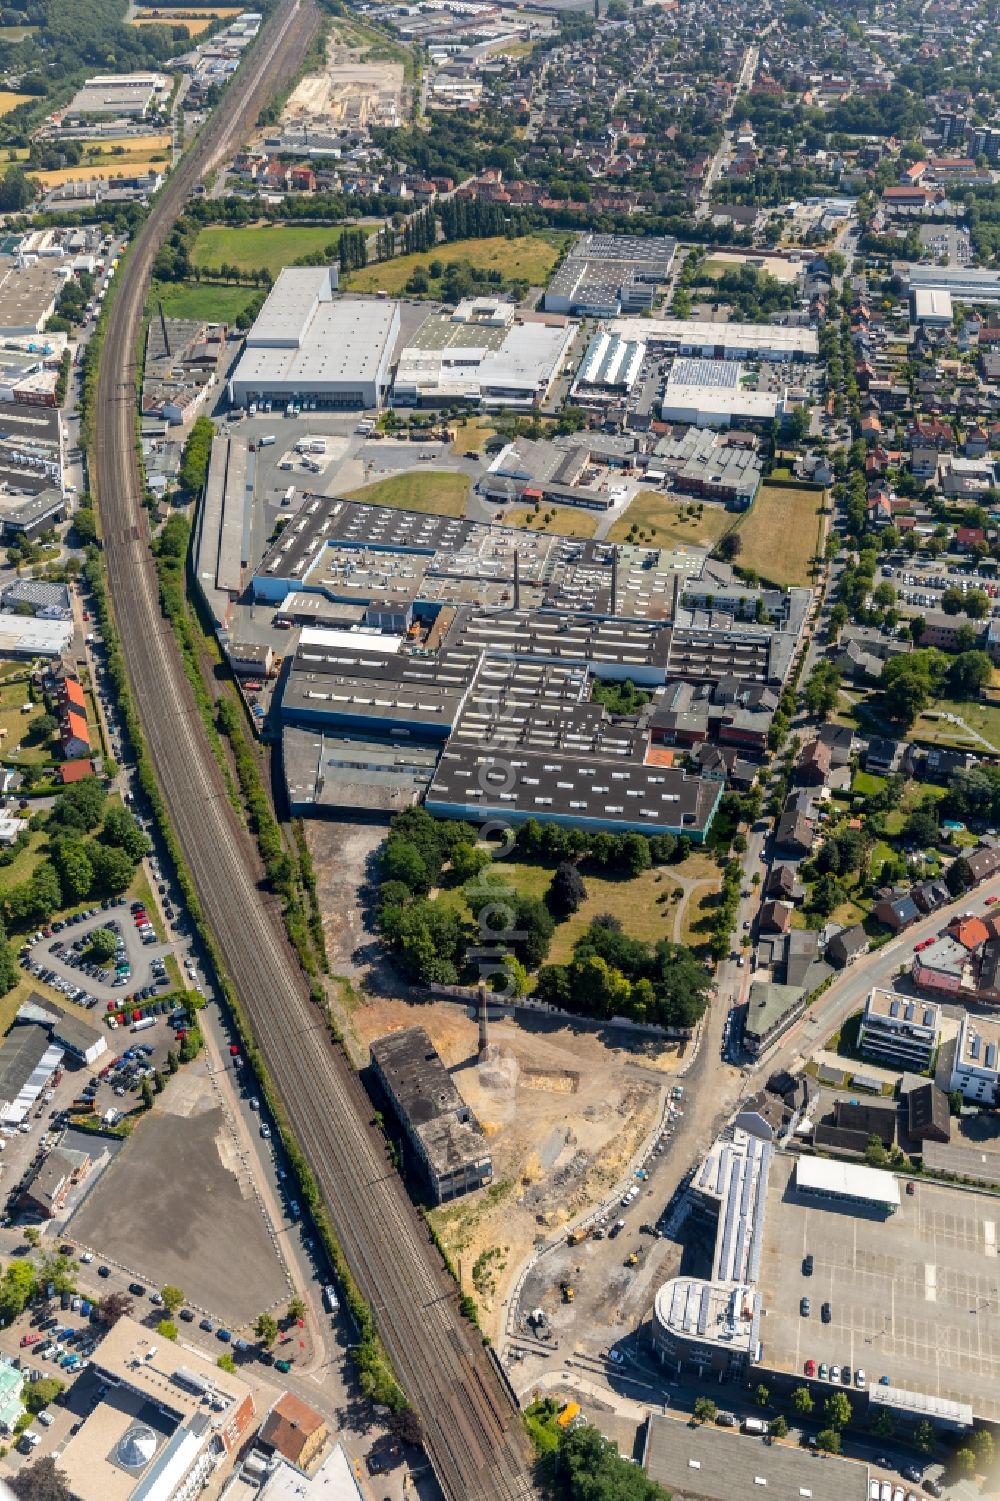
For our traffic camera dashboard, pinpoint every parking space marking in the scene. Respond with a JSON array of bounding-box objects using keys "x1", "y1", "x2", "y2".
[
  {"x1": 924, "y1": 1263, "x2": 937, "y2": 1303},
  {"x1": 985, "y1": 1221, "x2": 996, "y2": 1258}
]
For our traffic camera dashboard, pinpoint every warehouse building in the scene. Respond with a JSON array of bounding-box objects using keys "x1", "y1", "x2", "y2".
[
  {"x1": 67, "y1": 71, "x2": 169, "y2": 118},
  {"x1": 654, "y1": 427, "x2": 762, "y2": 509},
  {"x1": 370, "y1": 1026, "x2": 492, "y2": 1203},
  {"x1": 571, "y1": 329, "x2": 646, "y2": 400},
  {"x1": 900, "y1": 264, "x2": 1000, "y2": 305},
  {"x1": 611, "y1": 316, "x2": 818, "y2": 361},
  {"x1": 229, "y1": 269, "x2": 399, "y2": 410},
  {"x1": 0, "y1": 1020, "x2": 63, "y2": 1126},
  {"x1": 0, "y1": 258, "x2": 67, "y2": 336},
  {"x1": 642, "y1": 1412, "x2": 870, "y2": 1501},
  {"x1": 393, "y1": 302, "x2": 575, "y2": 409},
  {"x1": 661, "y1": 360, "x2": 783, "y2": 428},
  {"x1": 543, "y1": 232, "x2": 676, "y2": 316},
  {"x1": 911, "y1": 287, "x2": 953, "y2": 326}
]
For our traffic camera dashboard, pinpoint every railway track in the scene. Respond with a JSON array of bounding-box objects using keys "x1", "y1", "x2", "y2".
[{"x1": 90, "y1": 4, "x2": 539, "y2": 1497}]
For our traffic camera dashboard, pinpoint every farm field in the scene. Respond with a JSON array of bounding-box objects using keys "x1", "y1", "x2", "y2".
[
  {"x1": 503, "y1": 504, "x2": 598, "y2": 538},
  {"x1": 190, "y1": 222, "x2": 369, "y2": 278},
  {"x1": 149, "y1": 279, "x2": 261, "y2": 323},
  {"x1": 344, "y1": 470, "x2": 470, "y2": 516},
  {"x1": 607, "y1": 490, "x2": 733, "y2": 549},
  {"x1": 131, "y1": 11, "x2": 232, "y2": 31},
  {"x1": 0, "y1": 92, "x2": 32, "y2": 115},
  {"x1": 735, "y1": 482, "x2": 824, "y2": 588},
  {"x1": 344, "y1": 234, "x2": 565, "y2": 296}
]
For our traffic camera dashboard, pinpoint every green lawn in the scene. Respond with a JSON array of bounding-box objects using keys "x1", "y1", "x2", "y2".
[
  {"x1": 607, "y1": 492, "x2": 734, "y2": 549},
  {"x1": 150, "y1": 279, "x2": 262, "y2": 323},
  {"x1": 344, "y1": 470, "x2": 470, "y2": 517},
  {"x1": 0, "y1": 826, "x2": 44, "y2": 889},
  {"x1": 735, "y1": 483, "x2": 825, "y2": 588},
  {"x1": 344, "y1": 234, "x2": 566, "y2": 297},
  {"x1": 914, "y1": 699, "x2": 1000, "y2": 753},
  {"x1": 504, "y1": 504, "x2": 598, "y2": 538},
  {"x1": 191, "y1": 222, "x2": 368, "y2": 278},
  {"x1": 851, "y1": 770, "x2": 886, "y2": 797},
  {"x1": 434, "y1": 854, "x2": 721, "y2": 968},
  {"x1": 0, "y1": 682, "x2": 56, "y2": 767}
]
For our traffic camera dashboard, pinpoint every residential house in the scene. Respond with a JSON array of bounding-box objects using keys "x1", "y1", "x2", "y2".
[
  {"x1": 258, "y1": 1392, "x2": 328, "y2": 1471},
  {"x1": 905, "y1": 1080, "x2": 951, "y2": 1144},
  {"x1": 948, "y1": 913, "x2": 990, "y2": 950},
  {"x1": 767, "y1": 864, "x2": 805, "y2": 903},
  {"x1": 911, "y1": 933, "x2": 969, "y2": 995},
  {"x1": 864, "y1": 737, "x2": 912, "y2": 776},
  {"x1": 873, "y1": 892, "x2": 921, "y2": 932},
  {"x1": 775, "y1": 811, "x2": 814, "y2": 857},
  {"x1": 857, "y1": 986, "x2": 940, "y2": 1071},
  {"x1": 796, "y1": 739, "x2": 832, "y2": 786},
  {"x1": 760, "y1": 900, "x2": 792, "y2": 936},
  {"x1": 742, "y1": 981, "x2": 807, "y2": 1059},
  {"x1": 826, "y1": 923, "x2": 870, "y2": 968},
  {"x1": 949, "y1": 1013, "x2": 1000, "y2": 1104}
]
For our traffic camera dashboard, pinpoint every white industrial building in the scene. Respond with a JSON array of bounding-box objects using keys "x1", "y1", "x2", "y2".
[
  {"x1": 660, "y1": 359, "x2": 783, "y2": 428},
  {"x1": 902, "y1": 264, "x2": 1000, "y2": 305},
  {"x1": 611, "y1": 315, "x2": 818, "y2": 361},
  {"x1": 229, "y1": 268, "x2": 400, "y2": 410},
  {"x1": 571, "y1": 329, "x2": 645, "y2": 399},
  {"x1": 911, "y1": 287, "x2": 953, "y2": 326},
  {"x1": 392, "y1": 314, "x2": 574, "y2": 410}
]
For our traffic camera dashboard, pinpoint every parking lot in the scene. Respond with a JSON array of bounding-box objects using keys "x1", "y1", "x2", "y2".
[
  {"x1": 68, "y1": 1049, "x2": 291, "y2": 1328},
  {"x1": 758, "y1": 1155, "x2": 1000, "y2": 1420},
  {"x1": 881, "y1": 561, "x2": 1000, "y2": 617},
  {"x1": 20, "y1": 902, "x2": 173, "y2": 1013}
]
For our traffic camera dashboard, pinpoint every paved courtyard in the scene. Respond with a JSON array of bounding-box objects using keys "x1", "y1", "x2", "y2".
[{"x1": 69, "y1": 1060, "x2": 290, "y2": 1328}]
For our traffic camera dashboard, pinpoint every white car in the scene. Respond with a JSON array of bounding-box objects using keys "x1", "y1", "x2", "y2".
[{"x1": 855, "y1": 1368, "x2": 866, "y2": 1388}]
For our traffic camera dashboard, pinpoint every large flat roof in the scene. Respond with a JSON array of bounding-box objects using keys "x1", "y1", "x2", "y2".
[
  {"x1": 642, "y1": 1413, "x2": 869, "y2": 1501},
  {"x1": 612, "y1": 316, "x2": 818, "y2": 356},
  {"x1": 232, "y1": 274, "x2": 398, "y2": 390},
  {"x1": 795, "y1": 1156, "x2": 901, "y2": 1207}
]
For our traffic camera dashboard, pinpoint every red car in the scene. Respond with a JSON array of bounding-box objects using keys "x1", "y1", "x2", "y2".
[
  {"x1": 986, "y1": 896, "x2": 998, "y2": 906},
  {"x1": 804, "y1": 1358, "x2": 816, "y2": 1377},
  {"x1": 20, "y1": 1333, "x2": 39, "y2": 1347},
  {"x1": 229, "y1": 1044, "x2": 240, "y2": 1057},
  {"x1": 132, "y1": 1009, "x2": 141, "y2": 1022}
]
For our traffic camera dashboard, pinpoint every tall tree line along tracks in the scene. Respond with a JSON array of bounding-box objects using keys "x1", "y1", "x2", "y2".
[{"x1": 89, "y1": 1, "x2": 538, "y2": 1496}]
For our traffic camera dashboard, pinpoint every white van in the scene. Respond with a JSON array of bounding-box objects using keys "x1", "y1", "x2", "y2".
[{"x1": 741, "y1": 1418, "x2": 768, "y2": 1436}]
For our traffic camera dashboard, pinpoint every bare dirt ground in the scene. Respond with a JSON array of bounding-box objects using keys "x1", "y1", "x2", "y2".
[
  {"x1": 283, "y1": 33, "x2": 404, "y2": 129},
  {"x1": 305, "y1": 818, "x2": 687, "y2": 1336}
]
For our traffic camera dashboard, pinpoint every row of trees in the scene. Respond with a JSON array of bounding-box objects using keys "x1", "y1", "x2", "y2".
[{"x1": 0, "y1": 778, "x2": 149, "y2": 931}]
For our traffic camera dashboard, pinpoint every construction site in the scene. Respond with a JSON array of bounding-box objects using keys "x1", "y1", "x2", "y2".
[{"x1": 281, "y1": 26, "x2": 406, "y2": 131}]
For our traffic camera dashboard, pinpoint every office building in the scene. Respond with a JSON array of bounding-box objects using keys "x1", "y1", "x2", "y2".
[
  {"x1": 651, "y1": 1130, "x2": 769, "y2": 1378},
  {"x1": 949, "y1": 1013, "x2": 1000, "y2": 1104},
  {"x1": 857, "y1": 987, "x2": 940, "y2": 1071}
]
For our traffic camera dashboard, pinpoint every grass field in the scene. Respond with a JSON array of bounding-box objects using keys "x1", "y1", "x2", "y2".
[
  {"x1": 0, "y1": 92, "x2": 32, "y2": 116},
  {"x1": 0, "y1": 683, "x2": 53, "y2": 766},
  {"x1": 607, "y1": 491, "x2": 734, "y2": 549},
  {"x1": 436, "y1": 853, "x2": 721, "y2": 967},
  {"x1": 451, "y1": 416, "x2": 496, "y2": 455},
  {"x1": 132, "y1": 13, "x2": 219, "y2": 31},
  {"x1": 915, "y1": 698, "x2": 1000, "y2": 753},
  {"x1": 735, "y1": 483, "x2": 824, "y2": 588},
  {"x1": 0, "y1": 826, "x2": 44, "y2": 890},
  {"x1": 344, "y1": 470, "x2": 469, "y2": 516},
  {"x1": 191, "y1": 222, "x2": 371, "y2": 278},
  {"x1": 504, "y1": 504, "x2": 597, "y2": 538},
  {"x1": 150, "y1": 279, "x2": 261, "y2": 323},
  {"x1": 0, "y1": 25, "x2": 37, "y2": 38},
  {"x1": 344, "y1": 234, "x2": 565, "y2": 296}
]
